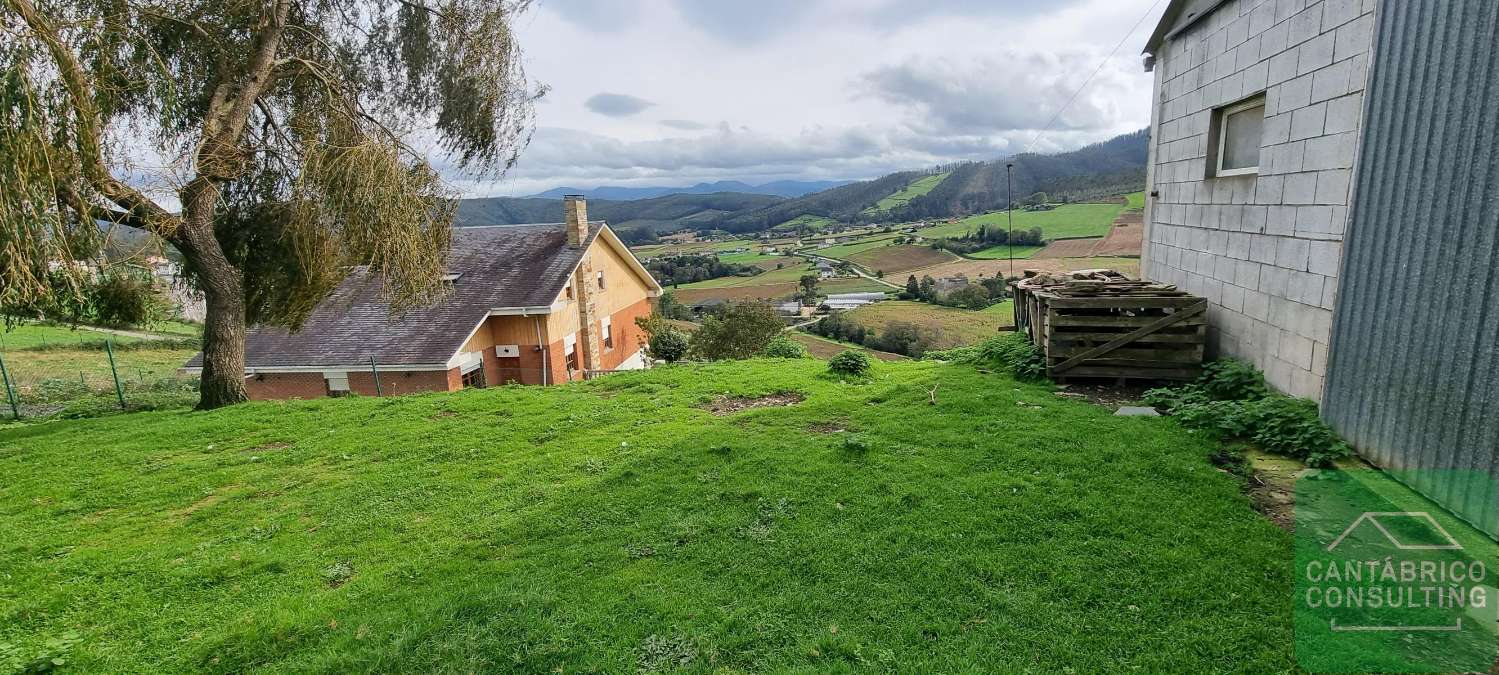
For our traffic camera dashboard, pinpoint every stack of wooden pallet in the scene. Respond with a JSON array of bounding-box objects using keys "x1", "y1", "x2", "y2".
[{"x1": 1010, "y1": 270, "x2": 1207, "y2": 382}]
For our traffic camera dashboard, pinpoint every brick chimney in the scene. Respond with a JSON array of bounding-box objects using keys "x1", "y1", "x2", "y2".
[
  {"x1": 564, "y1": 195, "x2": 588, "y2": 248},
  {"x1": 564, "y1": 195, "x2": 604, "y2": 376}
]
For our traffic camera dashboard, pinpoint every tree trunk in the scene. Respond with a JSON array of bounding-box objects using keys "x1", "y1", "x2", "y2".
[{"x1": 176, "y1": 181, "x2": 248, "y2": 410}]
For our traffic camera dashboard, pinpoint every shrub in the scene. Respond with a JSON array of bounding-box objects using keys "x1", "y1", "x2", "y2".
[
  {"x1": 828, "y1": 349, "x2": 872, "y2": 377},
  {"x1": 1146, "y1": 359, "x2": 1353, "y2": 467},
  {"x1": 647, "y1": 329, "x2": 689, "y2": 363},
  {"x1": 926, "y1": 333, "x2": 1045, "y2": 381},
  {"x1": 761, "y1": 335, "x2": 809, "y2": 359},
  {"x1": 91, "y1": 272, "x2": 168, "y2": 328}
]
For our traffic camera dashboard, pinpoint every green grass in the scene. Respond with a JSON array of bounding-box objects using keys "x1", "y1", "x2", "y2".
[
  {"x1": 1124, "y1": 191, "x2": 1145, "y2": 210},
  {"x1": 965, "y1": 244, "x2": 1047, "y2": 260},
  {"x1": 0, "y1": 323, "x2": 152, "y2": 350},
  {"x1": 844, "y1": 301, "x2": 1014, "y2": 349},
  {"x1": 676, "y1": 263, "x2": 816, "y2": 290},
  {"x1": 923, "y1": 202, "x2": 1126, "y2": 241},
  {"x1": 0, "y1": 347, "x2": 197, "y2": 391},
  {"x1": 811, "y1": 234, "x2": 903, "y2": 259},
  {"x1": 771, "y1": 215, "x2": 837, "y2": 232},
  {"x1": 863, "y1": 173, "x2": 950, "y2": 215},
  {"x1": 0, "y1": 358, "x2": 1298, "y2": 672}
]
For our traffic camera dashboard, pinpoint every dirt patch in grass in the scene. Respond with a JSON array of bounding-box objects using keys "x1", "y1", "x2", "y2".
[
  {"x1": 175, "y1": 485, "x2": 241, "y2": 518},
  {"x1": 1052, "y1": 382, "x2": 1154, "y2": 408},
  {"x1": 806, "y1": 420, "x2": 849, "y2": 434},
  {"x1": 1092, "y1": 209, "x2": 1144, "y2": 257},
  {"x1": 701, "y1": 392, "x2": 805, "y2": 415},
  {"x1": 1244, "y1": 451, "x2": 1302, "y2": 532}
]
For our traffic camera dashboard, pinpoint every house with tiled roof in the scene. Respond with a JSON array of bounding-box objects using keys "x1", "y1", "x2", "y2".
[{"x1": 186, "y1": 197, "x2": 661, "y2": 400}]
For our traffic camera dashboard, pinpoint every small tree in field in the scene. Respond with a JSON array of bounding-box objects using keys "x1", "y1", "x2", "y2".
[
  {"x1": 689, "y1": 301, "x2": 783, "y2": 361},
  {"x1": 1, "y1": 0, "x2": 544, "y2": 408}
]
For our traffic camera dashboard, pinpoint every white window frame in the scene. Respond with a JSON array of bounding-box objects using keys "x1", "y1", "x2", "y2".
[
  {"x1": 1214, "y1": 95, "x2": 1266, "y2": 178},
  {"x1": 596, "y1": 270, "x2": 606, "y2": 289},
  {"x1": 601, "y1": 315, "x2": 613, "y2": 351}
]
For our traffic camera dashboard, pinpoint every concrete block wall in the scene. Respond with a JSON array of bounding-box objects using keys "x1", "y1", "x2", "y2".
[{"x1": 1144, "y1": 0, "x2": 1375, "y2": 401}]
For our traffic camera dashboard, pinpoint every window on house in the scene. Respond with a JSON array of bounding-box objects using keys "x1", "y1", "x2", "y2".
[
  {"x1": 564, "y1": 333, "x2": 578, "y2": 372},
  {"x1": 565, "y1": 285, "x2": 574, "y2": 300},
  {"x1": 601, "y1": 316, "x2": 613, "y2": 350},
  {"x1": 597, "y1": 270, "x2": 606, "y2": 289},
  {"x1": 325, "y1": 372, "x2": 351, "y2": 398},
  {"x1": 1212, "y1": 95, "x2": 1265, "y2": 177},
  {"x1": 461, "y1": 368, "x2": 486, "y2": 389}
]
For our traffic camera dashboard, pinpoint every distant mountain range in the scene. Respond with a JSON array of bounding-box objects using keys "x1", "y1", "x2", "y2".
[
  {"x1": 459, "y1": 129, "x2": 1150, "y2": 241},
  {"x1": 527, "y1": 179, "x2": 853, "y2": 201}
]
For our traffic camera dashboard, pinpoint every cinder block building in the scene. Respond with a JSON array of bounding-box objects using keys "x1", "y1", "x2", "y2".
[
  {"x1": 1140, "y1": 0, "x2": 1498, "y2": 534},
  {"x1": 186, "y1": 197, "x2": 662, "y2": 399}
]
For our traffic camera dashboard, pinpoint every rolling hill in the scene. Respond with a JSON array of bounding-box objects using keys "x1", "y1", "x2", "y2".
[
  {"x1": 528, "y1": 180, "x2": 851, "y2": 201},
  {"x1": 455, "y1": 129, "x2": 1149, "y2": 238}
]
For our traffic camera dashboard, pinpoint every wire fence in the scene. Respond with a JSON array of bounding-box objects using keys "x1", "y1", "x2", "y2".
[{"x1": 0, "y1": 338, "x2": 199, "y2": 420}]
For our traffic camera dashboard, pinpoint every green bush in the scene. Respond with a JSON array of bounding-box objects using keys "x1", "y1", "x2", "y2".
[
  {"x1": 760, "y1": 336, "x2": 809, "y2": 359},
  {"x1": 1146, "y1": 359, "x2": 1352, "y2": 467},
  {"x1": 689, "y1": 301, "x2": 784, "y2": 361},
  {"x1": 828, "y1": 350, "x2": 872, "y2": 377},
  {"x1": 925, "y1": 333, "x2": 1046, "y2": 381},
  {"x1": 647, "y1": 329, "x2": 689, "y2": 363}
]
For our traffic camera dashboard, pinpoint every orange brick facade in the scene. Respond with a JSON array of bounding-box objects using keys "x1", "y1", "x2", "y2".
[{"x1": 239, "y1": 222, "x2": 658, "y2": 401}]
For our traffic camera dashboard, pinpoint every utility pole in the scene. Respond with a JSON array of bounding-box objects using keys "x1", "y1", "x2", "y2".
[{"x1": 1006, "y1": 162, "x2": 1016, "y2": 280}]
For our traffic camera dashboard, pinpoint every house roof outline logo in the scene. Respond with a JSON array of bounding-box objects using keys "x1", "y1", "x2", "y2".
[{"x1": 1326, "y1": 511, "x2": 1464, "y2": 552}]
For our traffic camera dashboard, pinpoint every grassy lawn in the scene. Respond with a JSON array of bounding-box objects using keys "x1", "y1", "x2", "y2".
[
  {"x1": 965, "y1": 244, "x2": 1047, "y2": 260},
  {"x1": 787, "y1": 332, "x2": 906, "y2": 361},
  {"x1": 1124, "y1": 191, "x2": 1145, "y2": 210},
  {"x1": 845, "y1": 300, "x2": 1015, "y2": 349},
  {"x1": 923, "y1": 202, "x2": 1125, "y2": 241},
  {"x1": 863, "y1": 173, "x2": 950, "y2": 215},
  {"x1": 0, "y1": 358, "x2": 1297, "y2": 672},
  {"x1": 1, "y1": 347, "x2": 198, "y2": 392},
  {"x1": 0, "y1": 323, "x2": 154, "y2": 350}
]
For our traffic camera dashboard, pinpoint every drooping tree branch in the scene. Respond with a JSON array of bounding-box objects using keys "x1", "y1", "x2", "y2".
[{"x1": 4, "y1": 0, "x2": 180, "y2": 234}]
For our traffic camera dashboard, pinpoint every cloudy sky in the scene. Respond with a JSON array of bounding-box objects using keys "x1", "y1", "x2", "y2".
[{"x1": 459, "y1": 0, "x2": 1165, "y2": 197}]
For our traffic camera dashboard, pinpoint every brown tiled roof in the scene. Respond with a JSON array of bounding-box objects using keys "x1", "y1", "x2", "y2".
[{"x1": 186, "y1": 221, "x2": 604, "y2": 370}]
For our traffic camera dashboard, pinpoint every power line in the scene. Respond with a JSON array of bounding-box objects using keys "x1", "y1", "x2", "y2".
[{"x1": 1022, "y1": 0, "x2": 1167, "y2": 154}]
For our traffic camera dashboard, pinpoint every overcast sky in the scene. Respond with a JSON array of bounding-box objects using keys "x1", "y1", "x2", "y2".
[{"x1": 452, "y1": 0, "x2": 1164, "y2": 197}]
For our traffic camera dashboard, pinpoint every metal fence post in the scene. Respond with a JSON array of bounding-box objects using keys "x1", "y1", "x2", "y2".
[
  {"x1": 105, "y1": 340, "x2": 126, "y2": 408},
  {"x1": 369, "y1": 356, "x2": 383, "y2": 397},
  {"x1": 0, "y1": 351, "x2": 19, "y2": 420}
]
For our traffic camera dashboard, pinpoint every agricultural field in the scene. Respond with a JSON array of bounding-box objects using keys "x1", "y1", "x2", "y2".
[
  {"x1": 787, "y1": 332, "x2": 906, "y2": 361},
  {"x1": 0, "y1": 322, "x2": 155, "y2": 350},
  {"x1": 0, "y1": 358, "x2": 1307, "y2": 672},
  {"x1": 923, "y1": 202, "x2": 1126, "y2": 241},
  {"x1": 965, "y1": 244, "x2": 1047, "y2": 260},
  {"x1": 844, "y1": 300, "x2": 1015, "y2": 349},
  {"x1": 845, "y1": 245, "x2": 959, "y2": 274},
  {"x1": 771, "y1": 214, "x2": 838, "y2": 232},
  {"x1": 808, "y1": 233, "x2": 903, "y2": 259},
  {"x1": 2, "y1": 347, "x2": 198, "y2": 393},
  {"x1": 675, "y1": 261, "x2": 815, "y2": 290},
  {"x1": 632, "y1": 238, "x2": 763, "y2": 258},
  {"x1": 906, "y1": 256, "x2": 1143, "y2": 282},
  {"x1": 862, "y1": 172, "x2": 950, "y2": 215}
]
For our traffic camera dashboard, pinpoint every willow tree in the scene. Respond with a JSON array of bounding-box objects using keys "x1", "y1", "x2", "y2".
[{"x1": 0, "y1": 0, "x2": 542, "y2": 408}]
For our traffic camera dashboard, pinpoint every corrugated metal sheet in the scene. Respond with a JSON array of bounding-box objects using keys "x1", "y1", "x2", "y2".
[{"x1": 1323, "y1": 0, "x2": 1499, "y2": 536}]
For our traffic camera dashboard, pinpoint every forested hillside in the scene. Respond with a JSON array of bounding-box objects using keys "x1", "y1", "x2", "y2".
[{"x1": 455, "y1": 129, "x2": 1149, "y2": 237}]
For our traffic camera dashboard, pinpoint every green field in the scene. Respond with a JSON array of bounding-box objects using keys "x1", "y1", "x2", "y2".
[
  {"x1": 1124, "y1": 191, "x2": 1145, "y2": 210},
  {"x1": 845, "y1": 300, "x2": 1015, "y2": 349},
  {"x1": 0, "y1": 322, "x2": 155, "y2": 350},
  {"x1": 863, "y1": 172, "x2": 950, "y2": 215},
  {"x1": 675, "y1": 262, "x2": 816, "y2": 289},
  {"x1": 810, "y1": 233, "x2": 903, "y2": 259},
  {"x1": 923, "y1": 202, "x2": 1126, "y2": 241},
  {"x1": 771, "y1": 215, "x2": 837, "y2": 232},
  {"x1": 0, "y1": 357, "x2": 1303, "y2": 672},
  {"x1": 966, "y1": 244, "x2": 1047, "y2": 260}
]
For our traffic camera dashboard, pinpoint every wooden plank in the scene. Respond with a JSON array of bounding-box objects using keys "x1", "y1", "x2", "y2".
[
  {"x1": 1048, "y1": 313, "x2": 1207, "y2": 328},
  {"x1": 1049, "y1": 348, "x2": 1206, "y2": 363},
  {"x1": 1046, "y1": 296, "x2": 1203, "y2": 309},
  {"x1": 1052, "y1": 365, "x2": 1202, "y2": 380},
  {"x1": 1049, "y1": 302, "x2": 1208, "y2": 375},
  {"x1": 1050, "y1": 332, "x2": 1205, "y2": 344}
]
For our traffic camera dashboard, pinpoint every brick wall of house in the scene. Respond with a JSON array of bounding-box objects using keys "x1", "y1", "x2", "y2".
[
  {"x1": 601, "y1": 297, "x2": 653, "y2": 371},
  {"x1": 1144, "y1": 0, "x2": 1375, "y2": 400},
  {"x1": 246, "y1": 373, "x2": 327, "y2": 400},
  {"x1": 348, "y1": 369, "x2": 458, "y2": 397}
]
